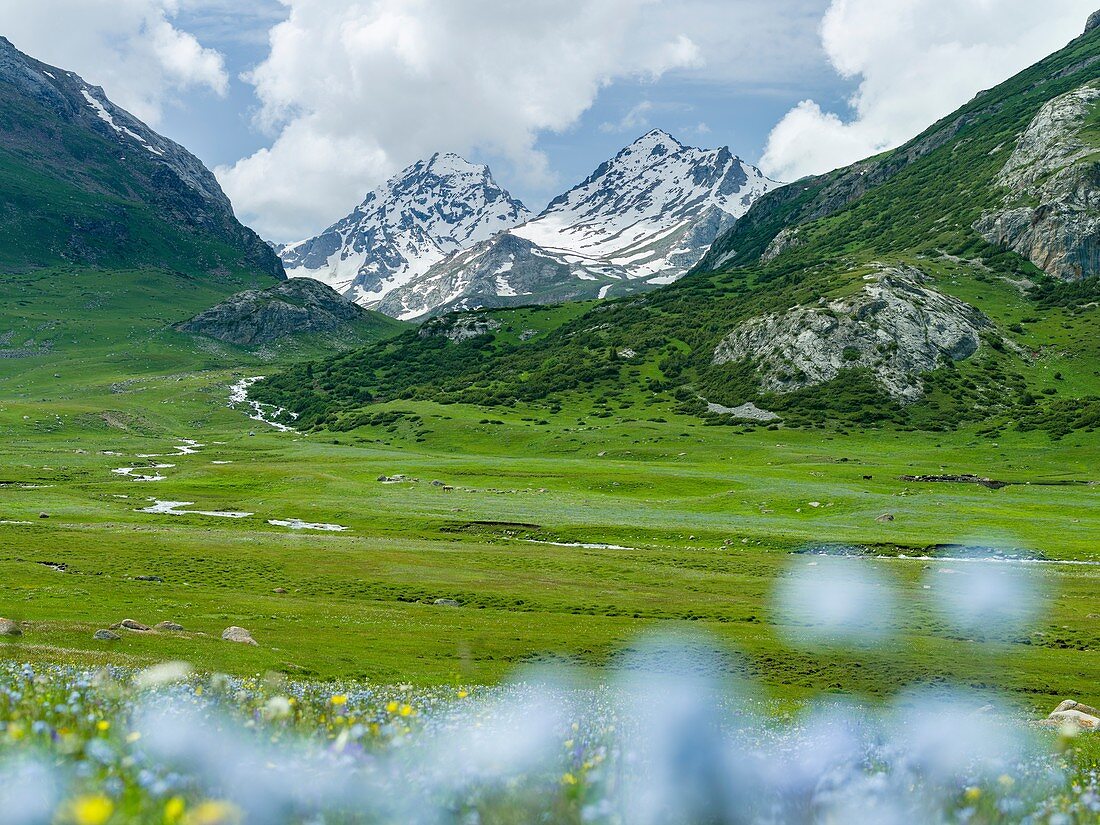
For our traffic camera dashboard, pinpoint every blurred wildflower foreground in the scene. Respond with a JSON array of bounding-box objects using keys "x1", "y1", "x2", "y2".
[{"x1": 2, "y1": 557, "x2": 1099, "y2": 824}]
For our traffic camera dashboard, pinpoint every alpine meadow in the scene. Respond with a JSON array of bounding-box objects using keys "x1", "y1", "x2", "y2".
[{"x1": 1, "y1": 4, "x2": 1100, "y2": 824}]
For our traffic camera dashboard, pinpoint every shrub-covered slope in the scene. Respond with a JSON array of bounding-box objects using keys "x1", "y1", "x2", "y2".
[{"x1": 254, "y1": 21, "x2": 1100, "y2": 436}]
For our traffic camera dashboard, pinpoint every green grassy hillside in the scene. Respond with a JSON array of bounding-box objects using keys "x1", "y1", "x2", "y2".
[
  {"x1": 253, "y1": 25, "x2": 1100, "y2": 438},
  {"x1": 0, "y1": 36, "x2": 282, "y2": 282}
]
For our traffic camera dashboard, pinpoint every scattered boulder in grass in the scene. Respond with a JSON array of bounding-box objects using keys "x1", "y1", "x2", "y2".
[
  {"x1": 272, "y1": 587, "x2": 288, "y2": 594},
  {"x1": 222, "y1": 626, "x2": 258, "y2": 646},
  {"x1": 0, "y1": 618, "x2": 22, "y2": 637},
  {"x1": 433, "y1": 598, "x2": 461, "y2": 607},
  {"x1": 1049, "y1": 709, "x2": 1100, "y2": 730},
  {"x1": 876, "y1": 513, "x2": 896, "y2": 523},
  {"x1": 111, "y1": 619, "x2": 151, "y2": 632},
  {"x1": 38, "y1": 512, "x2": 48, "y2": 519},
  {"x1": 154, "y1": 621, "x2": 185, "y2": 632},
  {"x1": 1054, "y1": 699, "x2": 1100, "y2": 717},
  {"x1": 1036, "y1": 699, "x2": 1100, "y2": 731},
  {"x1": 94, "y1": 629, "x2": 121, "y2": 641}
]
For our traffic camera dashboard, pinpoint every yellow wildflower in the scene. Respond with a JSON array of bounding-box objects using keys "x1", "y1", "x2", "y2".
[
  {"x1": 68, "y1": 795, "x2": 114, "y2": 825},
  {"x1": 331, "y1": 694, "x2": 347, "y2": 706},
  {"x1": 457, "y1": 689, "x2": 469, "y2": 699},
  {"x1": 6, "y1": 722, "x2": 24, "y2": 741},
  {"x1": 385, "y1": 701, "x2": 399, "y2": 714},
  {"x1": 164, "y1": 797, "x2": 186, "y2": 824},
  {"x1": 96, "y1": 720, "x2": 110, "y2": 732},
  {"x1": 181, "y1": 800, "x2": 242, "y2": 825},
  {"x1": 561, "y1": 773, "x2": 577, "y2": 785},
  {"x1": 399, "y1": 704, "x2": 413, "y2": 717},
  {"x1": 964, "y1": 787, "x2": 982, "y2": 802}
]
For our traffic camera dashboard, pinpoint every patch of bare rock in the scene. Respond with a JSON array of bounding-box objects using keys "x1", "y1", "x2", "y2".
[{"x1": 222, "y1": 626, "x2": 258, "y2": 646}]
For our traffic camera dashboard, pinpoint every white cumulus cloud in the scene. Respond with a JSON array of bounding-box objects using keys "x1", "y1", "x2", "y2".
[
  {"x1": 0, "y1": 0, "x2": 228, "y2": 126},
  {"x1": 760, "y1": 0, "x2": 1098, "y2": 182},
  {"x1": 218, "y1": 0, "x2": 714, "y2": 241}
]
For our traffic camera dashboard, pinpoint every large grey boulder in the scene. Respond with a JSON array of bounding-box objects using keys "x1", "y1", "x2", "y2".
[
  {"x1": 93, "y1": 629, "x2": 121, "y2": 641},
  {"x1": 0, "y1": 618, "x2": 22, "y2": 637},
  {"x1": 975, "y1": 82, "x2": 1100, "y2": 281},
  {"x1": 1086, "y1": 10, "x2": 1100, "y2": 34},
  {"x1": 712, "y1": 266, "x2": 989, "y2": 402}
]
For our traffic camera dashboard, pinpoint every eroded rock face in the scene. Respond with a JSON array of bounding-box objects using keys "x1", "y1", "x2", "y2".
[
  {"x1": 712, "y1": 267, "x2": 990, "y2": 402},
  {"x1": 975, "y1": 82, "x2": 1100, "y2": 281}
]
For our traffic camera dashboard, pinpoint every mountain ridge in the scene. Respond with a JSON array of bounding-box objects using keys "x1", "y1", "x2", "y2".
[
  {"x1": 0, "y1": 36, "x2": 283, "y2": 281},
  {"x1": 380, "y1": 130, "x2": 780, "y2": 318}
]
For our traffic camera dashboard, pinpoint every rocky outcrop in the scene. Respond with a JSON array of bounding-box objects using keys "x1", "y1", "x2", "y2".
[
  {"x1": 0, "y1": 618, "x2": 22, "y2": 637},
  {"x1": 175, "y1": 278, "x2": 388, "y2": 347},
  {"x1": 712, "y1": 267, "x2": 990, "y2": 401},
  {"x1": 760, "y1": 227, "x2": 803, "y2": 263},
  {"x1": 1086, "y1": 10, "x2": 1100, "y2": 34},
  {"x1": 417, "y1": 315, "x2": 501, "y2": 342},
  {"x1": 975, "y1": 82, "x2": 1100, "y2": 281}
]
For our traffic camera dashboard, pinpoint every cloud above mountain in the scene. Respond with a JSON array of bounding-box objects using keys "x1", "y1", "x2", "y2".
[
  {"x1": 760, "y1": 0, "x2": 1098, "y2": 182},
  {"x1": 0, "y1": 0, "x2": 229, "y2": 126},
  {"x1": 216, "y1": 0, "x2": 829, "y2": 243}
]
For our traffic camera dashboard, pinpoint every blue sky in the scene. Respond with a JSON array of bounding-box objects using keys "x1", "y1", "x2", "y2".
[{"x1": 1, "y1": 0, "x2": 1094, "y2": 242}]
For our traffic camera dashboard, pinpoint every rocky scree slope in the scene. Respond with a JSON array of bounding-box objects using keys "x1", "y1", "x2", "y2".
[
  {"x1": 380, "y1": 130, "x2": 780, "y2": 318},
  {"x1": 253, "y1": 16, "x2": 1100, "y2": 434},
  {"x1": 0, "y1": 37, "x2": 282, "y2": 280},
  {"x1": 280, "y1": 154, "x2": 530, "y2": 308},
  {"x1": 175, "y1": 277, "x2": 406, "y2": 348}
]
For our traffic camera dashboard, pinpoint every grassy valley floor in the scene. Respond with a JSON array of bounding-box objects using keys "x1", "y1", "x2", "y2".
[{"x1": 1, "y1": 326, "x2": 1098, "y2": 709}]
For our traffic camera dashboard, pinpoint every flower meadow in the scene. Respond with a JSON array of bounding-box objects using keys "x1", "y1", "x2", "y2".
[{"x1": 0, "y1": 648, "x2": 1099, "y2": 825}]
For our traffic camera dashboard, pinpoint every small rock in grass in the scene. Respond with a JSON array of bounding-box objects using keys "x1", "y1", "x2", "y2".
[
  {"x1": 94, "y1": 629, "x2": 122, "y2": 641},
  {"x1": 433, "y1": 598, "x2": 461, "y2": 607},
  {"x1": 38, "y1": 512, "x2": 49, "y2": 519},
  {"x1": 0, "y1": 618, "x2": 22, "y2": 637},
  {"x1": 112, "y1": 619, "x2": 151, "y2": 632},
  {"x1": 272, "y1": 587, "x2": 288, "y2": 594},
  {"x1": 222, "y1": 626, "x2": 258, "y2": 645},
  {"x1": 135, "y1": 575, "x2": 164, "y2": 583},
  {"x1": 876, "y1": 513, "x2": 896, "y2": 523},
  {"x1": 153, "y1": 621, "x2": 185, "y2": 632}
]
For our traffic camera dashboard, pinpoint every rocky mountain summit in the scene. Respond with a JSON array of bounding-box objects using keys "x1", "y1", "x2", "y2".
[
  {"x1": 175, "y1": 278, "x2": 399, "y2": 347},
  {"x1": 976, "y1": 81, "x2": 1100, "y2": 280},
  {"x1": 0, "y1": 36, "x2": 282, "y2": 278},
  {"x1": 712, "y1": 267, "x2": 990, "y2": 402},
  {"x1": 280, "y1": 154, "x2": 530, "y2": 306},
  {"x1": 382, "y1": 131, "x2": 780, "y2": 318}
]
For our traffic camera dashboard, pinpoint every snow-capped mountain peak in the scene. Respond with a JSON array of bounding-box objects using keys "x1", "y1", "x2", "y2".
[
  {"x1": 281, "y1": 154, "x2": 530, "y2": 305},
  {"x1": 511, "y1": 131, "x2": 780, "y2": 279},
  {"x1": 376, "y1": 132, "x2": 783, "y2": 319},
  {"x1": 282, "y1": 132, "x2": 782, "y2": 319}
]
